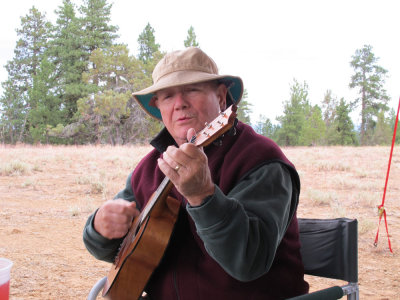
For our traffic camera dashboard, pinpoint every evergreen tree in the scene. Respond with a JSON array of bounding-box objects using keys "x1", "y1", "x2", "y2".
[
  {"x1": 72, "y1": 44, "x2": 163, "y2": 144},
  {"x1": 14, "y1": 7, "x2": 52, "y2": 86},
  {"x1": 276, "y1": 79, "x2": 309, "y2": 146},
  {"x1": 371, "y1": 110, "x2": 393, "y2": 145},
  {"x1": 388, "y1": 108, "x2": 400, "y2": 143},
  {"x1": 321, "y1": 90, "x2": 337, "y2": 128},
  {"x1": 255, "y1": 114, "x2": 277, "y2": 139},
  {"x1": 134, "y1": 24, "x2": 164, "y2": 92},
  {"x1": 28, "y1": 56, "x2": 64, "y2": 143},
  {"x1": 83, "y1": 44, "x2": 136, "y2": 91},
  {"x1": 321, "y1": 90, "x2": 338, "y2": 144},
  {"x1": 47, "y1": 0, "x2": 120, "y2": 143},
  {"x1": 349, "y1": 44, "x2": 390, "y2": 145},
  {"x1": 77, "y1": 89, "x2": 130, "y2": 144},
  {"x1": 135, "y1": 23, "x2": 164, "y2": 140},
  {"x1": 79, "y1": 0, "x2": 118, "y2": 54},
  {"x1": 137, "y1": 23, "x2": 160, "y2": 63},
  {"x1": 0, "y1": 77, "x2": 25, "y2": 143},
  {"x1": 237, "y1": 90, "x2": 252, "y2": 124},
  {"x1": 328, "y1": 98, "x2": 358, "y2": 145},
  {"x1": 77, "y1": 45, "x2": 135, "y2": 144},
  {"x1": 300, "y1": 104, "x2": 326, "y2": 146},
  {"x1": 49, "y1": 0, "x2": 92, "y2": 120},
  {"x1": 0, "y1": 7, "x2": 51, "y2": 143},
  {"x1": 79, "y1": 0, "x2": 118, "y2": 91},
  {"x1": 184, "y1": 26, "x2": 200, "y2": 47}
]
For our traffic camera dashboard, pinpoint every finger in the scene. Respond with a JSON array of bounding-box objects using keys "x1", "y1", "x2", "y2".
[
  {"x1": 164, "y1": 146, "x2": 191, "y2": 169},
  {"x1": 99, "y1": 201, "x2": 139, "y2": 230},
  {"x1": 102, "y1": 220, "x2": 132, "y2": 239},
  {"x1": 158, "y1": 157, "x2": 176, "y2": 176},
  {"x1": 94, "y1": 208, "x2": 131, "y2": 239},
  {"x1": 122, "y1": 201, "x2": 140, "y2": 217},
  {"x1": 187, "y1": 128, "x2": 196, "y2": 143},
  {"x1": 99, "y1": 210, "x2": 130, "y2": 227},
  {"x1": 179, "y1": 142, "x2": 204, "y2": 159},
  {"x1": 109, "y1": 199, "x2": 139, "y2": 216},
  {"x1": 162, "y1": 150, "x2": 179, "y2": 170}
]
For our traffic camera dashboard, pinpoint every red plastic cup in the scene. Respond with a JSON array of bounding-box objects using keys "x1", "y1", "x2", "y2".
[{"x1": 0, "y1": 258, "x2": 13, "y2": 300}]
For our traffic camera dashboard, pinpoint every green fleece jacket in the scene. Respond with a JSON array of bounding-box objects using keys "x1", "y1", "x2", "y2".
[{"x1": 83, "y1": 162, "x2": 293, "y2": 280}]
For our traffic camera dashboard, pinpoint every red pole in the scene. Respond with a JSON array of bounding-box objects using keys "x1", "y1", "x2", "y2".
[{"x1": 374, "y1": 97, "x2": 400, "y2": 253}]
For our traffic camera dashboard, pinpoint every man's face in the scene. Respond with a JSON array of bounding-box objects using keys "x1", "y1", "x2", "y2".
[{"x1": 154, "y1": 82, "x2": 227, "y2": 145}]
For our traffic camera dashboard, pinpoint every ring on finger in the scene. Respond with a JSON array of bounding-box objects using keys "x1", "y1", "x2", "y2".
[{"x1": 174, "y1": 164, "x2": 181, "y2": 172}]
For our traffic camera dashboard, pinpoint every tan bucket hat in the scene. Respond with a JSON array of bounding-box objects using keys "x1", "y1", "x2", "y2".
[{"x1": 132, "y1": 47, "x2": 243, "y2": 120}]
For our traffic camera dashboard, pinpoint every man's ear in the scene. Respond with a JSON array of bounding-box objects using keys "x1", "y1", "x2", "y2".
[
  {"x1": 217, "y1": 84, "x2": 228, "y2": 110},
  {"x1": 150, "y1": 95, "x2": 159, "y2": 108}
]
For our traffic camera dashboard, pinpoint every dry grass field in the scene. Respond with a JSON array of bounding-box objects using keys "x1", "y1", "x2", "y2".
[{"x1": 0, "y1": 145, "x2": 399, "y2": 299}]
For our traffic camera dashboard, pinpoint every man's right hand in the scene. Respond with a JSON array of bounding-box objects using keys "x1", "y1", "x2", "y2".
[{"x1": 94, "y1": 199, "x2": 140, "y2": 239}]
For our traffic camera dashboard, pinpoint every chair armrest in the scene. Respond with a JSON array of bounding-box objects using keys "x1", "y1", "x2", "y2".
[
  {"x1": 286, "y1": 286, "x2": 344, "y2": 300},
  {"x1": 87, "y1": 276, "x2": 107, "y2": 300}
]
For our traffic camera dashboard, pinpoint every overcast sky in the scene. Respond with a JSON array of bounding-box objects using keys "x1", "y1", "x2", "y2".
[{"x1": 1, "y1": 0, "x2": 399, "y2": 124}]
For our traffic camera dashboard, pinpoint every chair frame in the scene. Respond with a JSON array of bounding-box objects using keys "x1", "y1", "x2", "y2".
[{"x1": 87, "y1": 276, "x2": 106, "y2": 300}]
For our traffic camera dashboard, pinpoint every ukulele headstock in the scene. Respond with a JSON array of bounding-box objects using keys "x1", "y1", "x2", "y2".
[{"x1": 192, "y1": 105, "x2": 237, "y2": 147}]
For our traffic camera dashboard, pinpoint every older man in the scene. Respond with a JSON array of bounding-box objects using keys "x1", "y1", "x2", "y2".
[{"x1": 83, "y1": 47, "x2": 309, "y2": 299}]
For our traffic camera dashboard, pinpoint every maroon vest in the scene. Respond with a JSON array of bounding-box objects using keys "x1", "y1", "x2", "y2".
[{"x1": 131, "y1": 122, "x2": 309, "y2": 299}]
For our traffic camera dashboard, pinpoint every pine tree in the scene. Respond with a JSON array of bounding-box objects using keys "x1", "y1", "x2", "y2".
[
  {"x1": 237, "y1": 90, "x2": 252, "y2": 124},
  {"x1": 328, "y1": 98, "x2": 358, "y2": 145},
  {"x1": 371, "y1": 111, "x2": 393, "y2": 145},
  {"x1": 0, "y1": 77, "x2": 25, "y2": 143},
  {"x1": 73, "y1": 44, "x2": 163, "y2": 144},
  {"x1": 28, "y1": 56, "x2": 64, "y2": 143},
  {"x1": 349, "y1": 44, "x2": 390, "y2": 145},
  {"x1": 0, "y1": 7, "x2": 51, "y2": 143},
  {"x1": 48, "y1": 0, "x2": 120, "y2": 143},
  {"x1": 137, "y1": 23, "x2": 160, "y2": 63},
  {"x1": 276, "y1": 80, "x2": 309, "y2": 146},
  {"x1": 255, "y1": 114, "x2": 277, "y2": 139},
  {"x1": 77, "y1": 45, "x2": 134, "y2": 144},
  {"x1": 388, "y1": 108, "x2": 400, "y2": 143},
  {"x1": 321, "y1": 90, "x2": 337, "y2": 128},
  {"x1": 184, "y1": 26, "x2": 199, "y2": 47},
  {"x1": 126, "y1": 24, "x2": 164, "y2": 93},
  {"x1": 77, "y1": 89, "x2": 130, "y2": 144},
  {"x1": 321, "y1": 90, "x2": 338, "y2": 144},
  {"x1": 135, "y1": 23, "x2": 164, "y2": 141},
  {"x1": 49, "y1": 0, "x2": 92, "y2": 120},
  {"x1": 300, "y1": 105, "x2": 326, "y2": 146},
  {"x1": 79, "y1": 0, "x2": 118, "y2": 91},
  {"x1": 79, "y1": 0, "x2": 118, "y2": 54}
]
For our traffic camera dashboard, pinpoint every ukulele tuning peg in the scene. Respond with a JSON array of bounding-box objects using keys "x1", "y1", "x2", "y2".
[{"x1": 205, "y1": 122, "x2": 213, "y2": 129}]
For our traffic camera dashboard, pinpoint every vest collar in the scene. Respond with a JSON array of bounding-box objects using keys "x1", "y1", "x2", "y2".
[{"x1": 150, "y1": 127, "x2": 177, "y2": 153}]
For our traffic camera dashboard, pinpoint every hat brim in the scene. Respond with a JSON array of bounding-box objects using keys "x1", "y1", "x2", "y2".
[{"x1": 133, "y1": 72, "x2": 243, "y2": 121}]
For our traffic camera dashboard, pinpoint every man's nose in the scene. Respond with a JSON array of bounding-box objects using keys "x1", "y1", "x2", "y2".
[{"x1": 173, "y1": 91, "x2": 189, "y2": 110}]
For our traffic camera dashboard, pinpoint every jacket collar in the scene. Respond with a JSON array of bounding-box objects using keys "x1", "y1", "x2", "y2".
[{"x1": 150, "y1": 127, "x2": 177, "y2": 153}]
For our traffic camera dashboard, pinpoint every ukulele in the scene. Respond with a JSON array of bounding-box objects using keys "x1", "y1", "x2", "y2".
[{"x1": 102, "y1": 104, "x2": 237, "y2": 299}]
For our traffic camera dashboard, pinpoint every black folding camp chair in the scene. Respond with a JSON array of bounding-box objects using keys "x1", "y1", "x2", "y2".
[
  {"x1": 88, "y1": 218, "x2": 359, "y2": 300},
  {"x1": 288, "y1": 218, "x2": 359, "y2": 300}
]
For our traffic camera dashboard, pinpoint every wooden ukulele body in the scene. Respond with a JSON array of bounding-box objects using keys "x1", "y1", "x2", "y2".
[{"x1": 103, "y1": 196, "x2": 180, "y2": 299}]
